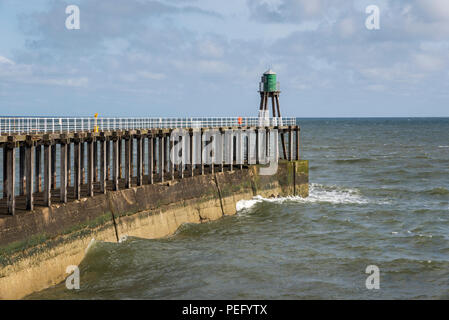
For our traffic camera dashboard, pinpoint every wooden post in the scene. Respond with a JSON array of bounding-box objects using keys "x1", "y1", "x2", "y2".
[
  {"x1": 44, "y1": 143, "x2": 51, "y2": 206},
  {"x1": 176, "y1": 136, "x2": 182, "y2": 179},
  {"x1": 93, "y1": 141, "x2": 98, "y2": 182},
  {"x1": 255, "y1": 128, "x2": 259, "y2": 165},
  {"x1": 112, "y1": 138, "x2": 119, "y2": 191},
  {"x1": 295, "y1": 127, "x2": 300, "y2": 160},
  {"x1": 136, "y1": 135, "x2": 143, "y2": 186},
  {"x1": 207, "y1": 133, "x2": 214, "y2": 175},
  {"x1": 74, "y1": 139, "x2": 81, "y2": 200},
  {"x1": 142, "y1": 139, "x2": 145, "y2": 179},
  {"x1": 153, "y1": 135, "x2": 157, "y2": 180},
  {"x1": 159, "y1": 134, "x2": 165, "y2": 182},
  {"x1": 130, "y1": 138, "x2": 134, "y2": 179},
  {"x1": 60, "y1": 142, "x2": 67, "y2": 203},
  {"x1": 106, "y1": 140, "x2": 110, "y2": 181},
  {"x1": 125, "y1": 136, "x2": 131, "y2": 188},
  {"x1": 235, "y1": 129, "x2": 243, "y2": 171},
  {"x1": 6, "y1": 145, "x2": 16, "y2": 215},
  {"x1": 35, "y1": 145, "x2": 42, "y2": 193},
  {"x1": 67, "y1": 142, "x2": 71, "y2": 187},
  {"x1": 200, "y1": 129, "x2": 204, "y2": 175},
  {"x1": 51, "y1": 144, "x2": 56, "y2": 189},
  {"x1": 170, "y1": 133, "x2": 175, "y2": 181},
  {"x1": 19, "y1": 145, "x2": 26, "y2": 196},
  {"x1": 229, "y1": 132, "x2": 234, "y2": 172},
  {"x1": 288, "y1": 127, "x2": 293, "y2": 161},
  {"x1": 100, "y1": 139, "x2": 107, "y2": 194},
  {"x1": 245, "y1": 135, "x2": 249, "y2": 166},
  {"x1": 87, "y1": 139, "x2": 94, "y2": 197},
  {"x1": 190, "y1": 130, "x2": 194, "y2": 177},
  {"x1": 148, "y1": 135, "x2": 153, "y2": 184},
  {"x1": 80, "y1": 142, "x2": 85, "y2": 184},
  {"x1": 153, "y1": 136, "x2": 157, "y2": 180},
  {"x1": 3, "y1": 145, "x2": 7, "y2": 198},
  {"x1": 220, "y1": 129, "x2": 224, "y2": 173},
  {"x1": 164, "y1": 134, "x2": 170, "y2": 176},
  {"x1": 118, "y1": 139, "x2": 122, "y2": 179}
]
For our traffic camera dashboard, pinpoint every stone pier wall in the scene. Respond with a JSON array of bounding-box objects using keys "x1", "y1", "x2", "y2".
[{"x1": 0, "y1": 160, "x2": 308, "y2": 299}]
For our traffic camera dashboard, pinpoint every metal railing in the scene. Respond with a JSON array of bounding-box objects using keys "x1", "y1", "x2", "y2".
[{"x1": 0, "y1": 117, "x2": 296, "y2": 135}]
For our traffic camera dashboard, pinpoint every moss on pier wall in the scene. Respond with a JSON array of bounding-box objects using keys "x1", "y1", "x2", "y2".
[{"x1": 0, "y1": 160, "x2": 308, "y2": 299}]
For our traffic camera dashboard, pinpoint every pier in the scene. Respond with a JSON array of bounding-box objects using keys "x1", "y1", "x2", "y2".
[{"x1": 0, "y1": 117, "x2": 300, "y2": 216}]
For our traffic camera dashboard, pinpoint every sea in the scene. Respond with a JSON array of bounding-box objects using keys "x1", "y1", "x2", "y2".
[{"x1": 27, "y1": 118, "x2": 449, "y2": 299}]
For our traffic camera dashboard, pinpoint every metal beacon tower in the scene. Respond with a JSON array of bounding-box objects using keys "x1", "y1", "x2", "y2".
[
  {"x1": 258, "y1": 69, "x2": 283, "y2": 127},
  {"x1": 258, "y1": 69, "x2": 287, "y2": 157}
]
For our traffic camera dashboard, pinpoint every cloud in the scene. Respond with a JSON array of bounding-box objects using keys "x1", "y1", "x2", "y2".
[{"x1": 0, "y1": 56, "x2": 15, "y2": 65}]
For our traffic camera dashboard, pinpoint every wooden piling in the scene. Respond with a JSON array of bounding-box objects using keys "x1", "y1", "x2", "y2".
[
  {"x1": 3, "y1": 145, "x2": 7, "y2": 198},
  {"x1": 67, "y1": 142, "x2": 71, "y2": 186},
  {"x1": 93, "y1": 141, "x2": 98, "y2": 182},
  {"x1": 25, "y1": 142, "x2": 35, "y2": 210},
  {"x1": 153, "y1": 136, "x2": 157, "y2": 179},
  {"x1": 35, "y1": 145, "x2": 42, "y2": 193},
  {"x1": 19, "y1": 145, "x2": 26, "y2": 196},
  {"x1": 189, "y1": 130, "x2": 194, "y2": 177},
  {"x1": 200, "y1": 129, "x2": 204, "y2": 175},
  {"x1": 60, "y1": 142, "x2": 67, "y2": 203},
  {"x1": 229, "y1": 132, "x2": 234, "y2": 172},
  {"x1": 106, "y1": 140, "x2": 110, "y2": 180},
  {"x1": 170, "y1": 133, "x2": 175, "y2": 181},
  {"x1": 112, "y1": 137, "x2": 119, "y2": 191},
  {"x1": 74, "y1": 139, "x2": 81, "y2": 200},
  {"x1": 80, "y1": 142, "x2": 85, "y2": 184},
  {"x1": 148, "y1": 135, "x2": 153, "y2": 184},
  {"x1": 44, "y1": 143, "x2": 51, "y2": 206},
  {"x1": 130, "y1": 138, "x2": 134, "y2": 178},
  {"x1": 179, "y1": 135, "x2": 184, "y2": 179},
  {"x1": 6, "y1": 145, "x2": 16, "y2": 215},
  {"x1": 136, "y1": 135, "x2": 143, "y2": 186},
  {"x1": 295, "y1": 127, "x2": 300, "y2": 160},
  {"x1": 125, "y1": 136, "x2": 131, "y2": 188},
  {"x1": 288, "y1": 127, "x2": 293, "y2": 161},
  {"x1": 87, "y1": 139, "x2": 94, "y2": 197},
  {"x1": 118, "y1": 139, "x2": 122, "y2": 179},
  {"x1": 159, "y1": 134, "x2": 164, "y2": 182},
  {"x1": 100, "y1": 139, "x2": 107, "y2": 194},
  {"x1": 51, "y1": 144, "x2": 56, "y2": 189}
]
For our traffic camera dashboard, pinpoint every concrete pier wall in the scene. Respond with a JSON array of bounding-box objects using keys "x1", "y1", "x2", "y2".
[{"x1": 0, "y1": 160, "x2": 308, "y2": 299}]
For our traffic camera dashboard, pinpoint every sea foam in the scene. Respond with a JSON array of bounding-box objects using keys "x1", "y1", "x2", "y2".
[{"x1": 236, "y1": 183, "x2": 370, "y2": 212}]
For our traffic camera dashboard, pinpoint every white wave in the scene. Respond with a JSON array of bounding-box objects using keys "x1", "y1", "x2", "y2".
[
  {"x1": 438, "y1": 146, "x2": 449, "y2": 148},
  {"x1": 297, "y1": 183, "x2": 370, "y2": 204},
  {"x1": 235, "y1": 195, "x2": 264, "y2": 211},
  {"x1": 235, "y1": 183, "x2": 369, "y2": 211}
]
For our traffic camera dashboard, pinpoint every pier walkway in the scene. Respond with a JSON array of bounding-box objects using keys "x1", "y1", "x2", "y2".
[{"x1": 0, "y1": 117, "x2": 300, "y2": 216}]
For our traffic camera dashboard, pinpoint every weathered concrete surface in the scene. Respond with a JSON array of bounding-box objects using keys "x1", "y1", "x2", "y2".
[{"x1": 0, "y1": 160, "x2": 308, "y2": 299}]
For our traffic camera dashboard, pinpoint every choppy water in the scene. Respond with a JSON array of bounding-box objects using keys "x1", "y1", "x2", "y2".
[{"x1": 28, "y1": 118, "x2": 449, "y2": 299}]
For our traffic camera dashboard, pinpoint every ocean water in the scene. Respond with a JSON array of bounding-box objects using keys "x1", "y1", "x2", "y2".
[{"x1": 28, "y1": 118, "x2": 449, "y2": 299}]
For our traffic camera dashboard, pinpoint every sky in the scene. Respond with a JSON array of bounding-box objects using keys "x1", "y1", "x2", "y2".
[{"x1": 0, "y1": 0, "x2": 448, "y2": 117}]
